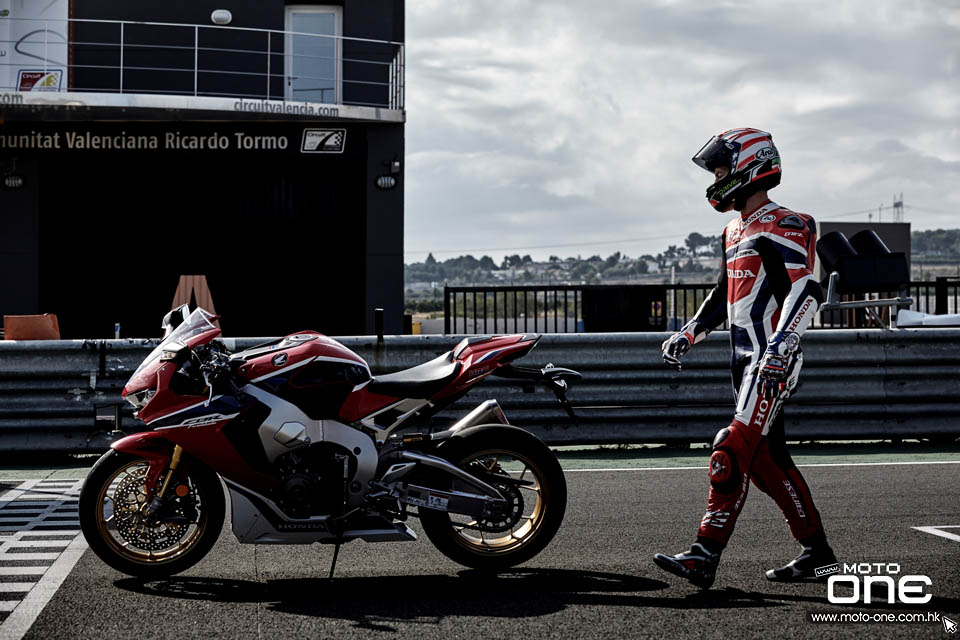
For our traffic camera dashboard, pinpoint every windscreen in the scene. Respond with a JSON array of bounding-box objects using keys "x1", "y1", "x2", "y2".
[{"x1": 127, "y1": 308, "x2": 218, "y2": 386}]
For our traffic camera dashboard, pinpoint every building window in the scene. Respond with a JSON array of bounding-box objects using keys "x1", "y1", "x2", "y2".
[{"x1": 285, "y1": 5, "x2": 341, "y2": 104}]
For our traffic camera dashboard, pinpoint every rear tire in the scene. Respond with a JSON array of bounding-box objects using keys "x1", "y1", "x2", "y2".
[
  {"x1": 419, "y1": 426, "x2": 566, "y2": 572},
  {"x1": 79, "y1": 449, "x2": 225, "y2": 578}
]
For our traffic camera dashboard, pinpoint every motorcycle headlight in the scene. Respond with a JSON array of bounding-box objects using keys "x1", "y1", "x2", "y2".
[{"x1": 125, "y1": 388, "x2": 155, "y2": 410}]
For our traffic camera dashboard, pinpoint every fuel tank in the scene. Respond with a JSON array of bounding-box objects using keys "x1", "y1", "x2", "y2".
[{"x1": 231, "y1": 332, "x2": 371, "y2": 420}]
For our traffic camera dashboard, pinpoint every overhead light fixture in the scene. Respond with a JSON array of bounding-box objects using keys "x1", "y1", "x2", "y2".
[
  {"x1": 211, "y1": 10, "x2": 233, "y2": 25},
  {"x1": 2, "y1": 175, "x2": 24, "y2": 190},
  {"x1": 376, "y1": 176, "x2": 397, "y2": 190}
]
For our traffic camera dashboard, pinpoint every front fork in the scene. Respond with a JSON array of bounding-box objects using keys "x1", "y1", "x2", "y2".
[
  {"x1": 110, "y1": 432, "x2": 188, "y2": 517},
  {"x1": 142, "y1": 444, "x2": 184, "y2": 520}
]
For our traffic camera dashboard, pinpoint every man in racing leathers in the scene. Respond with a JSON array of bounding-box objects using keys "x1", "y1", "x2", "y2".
[{"x1": 652, "y1": 128, "x2": 836, "y2": 589}]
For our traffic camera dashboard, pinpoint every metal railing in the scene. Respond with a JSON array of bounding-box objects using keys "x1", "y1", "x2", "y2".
[
  {"x1": 909, "y1": 277, "x2": 960, "y2": 315},
  {"x1": 444, "y1": 280, "x2": 960, "y2": 334},
  {"x1": 444, "y1": 285, "x2": 586, "y2": 335},
  {"x1": 0, "y1": 17, "x2": 404, "y2": 110},
  {"x1": 0, "y1": 329, "x2": 958, "y2": 451}
]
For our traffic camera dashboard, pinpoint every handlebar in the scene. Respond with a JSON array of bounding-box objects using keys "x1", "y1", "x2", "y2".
[{"x1": 195, "y1": 342, "x2": 243, "y2": 404}]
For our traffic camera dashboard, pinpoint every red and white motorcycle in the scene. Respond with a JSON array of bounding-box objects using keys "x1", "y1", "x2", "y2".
[{"x1": 79, "y1": 306, "x2": 580, "y2": 578}]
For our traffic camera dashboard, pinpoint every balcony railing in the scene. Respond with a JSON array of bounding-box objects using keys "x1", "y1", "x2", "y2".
[{"x1": 0, "y1": 17, "x2": 404, "y2": 111}]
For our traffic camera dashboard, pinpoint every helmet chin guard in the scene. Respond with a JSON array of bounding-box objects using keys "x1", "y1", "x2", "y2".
[{"x1": 693, "y1": 128, "x2": 781, "y2": 212}]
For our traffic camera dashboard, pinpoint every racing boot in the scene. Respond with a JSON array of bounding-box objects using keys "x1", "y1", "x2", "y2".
[
  {"x1": 653, "y1": 543, "x2": 720, "y2": 589},
  {"x1": 766, "y1": 539, "x2": 837, "y2": 582}
]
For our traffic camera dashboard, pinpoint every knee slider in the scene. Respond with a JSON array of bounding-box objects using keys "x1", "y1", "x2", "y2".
[{"x1": 709, "y1": 447, "x2": 741, "y2": 495}]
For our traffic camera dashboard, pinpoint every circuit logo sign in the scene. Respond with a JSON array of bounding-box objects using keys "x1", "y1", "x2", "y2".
[
  {"x1": 301, "y1": 129, "x2": 346, "y2": 153},
  {"x1": 823, "y1": 563, "x2": 932, "y2": 605}
]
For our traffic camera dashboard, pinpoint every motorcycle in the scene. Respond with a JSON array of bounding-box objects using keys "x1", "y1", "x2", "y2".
[{"x1": 79, "y1": 306, "x2": 581, "y2": 578}]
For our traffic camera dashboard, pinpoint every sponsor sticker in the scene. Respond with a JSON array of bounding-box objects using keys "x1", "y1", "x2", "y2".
[
  {"x1": 427, "y1": 494, "x2": 450, "y2": 511},
  {"x1": 760, "y1": 214, "x2": 776, "y2": 223},
  {"x1": 406, "y1": 495, "x2": 427, "y2": 508},
  {"x1": 18, "y1": 70, "x2": 63, "y2": 92},
  {"x1": 301, "y1": 129, "x2": 346, "y2": 153},
  {"x1": 755, "y1": 147, "x2": 777, "y2": 161},
  {"x1": 272, "y1": 352, "x2": 288, "y2": 367}
]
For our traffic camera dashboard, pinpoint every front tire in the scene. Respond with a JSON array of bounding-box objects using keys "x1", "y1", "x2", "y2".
[
  {"x1": 419, "y1": 426, "x2": 566, "y2": 571},
  {"x1": 79, "y1": 449, "x2": 225, "y2": 578}
]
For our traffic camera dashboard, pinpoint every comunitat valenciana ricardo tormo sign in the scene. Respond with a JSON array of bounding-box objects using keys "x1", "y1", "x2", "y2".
[{"x1": 0, "y1": 129, "x2": 347, "y2": 153}]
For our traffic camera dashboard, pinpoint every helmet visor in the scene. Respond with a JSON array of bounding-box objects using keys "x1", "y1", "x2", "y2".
[{"x1": 692, "y1": 136, "x2": 737, "y2": 172}]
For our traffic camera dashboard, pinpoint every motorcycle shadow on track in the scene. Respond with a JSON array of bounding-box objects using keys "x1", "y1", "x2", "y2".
[
  {"x1": 115, "y1": 569, "x2": 669, "y2": 631},
  {"x1": 115, "y1": 569, "x2": 957, "y2": 632}
]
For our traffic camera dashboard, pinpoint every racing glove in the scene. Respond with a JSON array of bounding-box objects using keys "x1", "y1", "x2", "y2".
[
  {"x1": 757, "y1": 331, "x2": 801, "y2": 400},
  {"x1": 661, "y1": 323, "x2": 698, "y2": 369}
]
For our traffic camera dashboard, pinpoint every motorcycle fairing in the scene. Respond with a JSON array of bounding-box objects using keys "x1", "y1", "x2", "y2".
[{"x1": 225, "y1": 480, "x2": 416, "y2": 545}]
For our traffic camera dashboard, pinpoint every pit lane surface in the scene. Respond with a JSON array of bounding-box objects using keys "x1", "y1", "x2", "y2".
[{"x1": 13, "y1": 461, "x2": 960, "y2": 639}]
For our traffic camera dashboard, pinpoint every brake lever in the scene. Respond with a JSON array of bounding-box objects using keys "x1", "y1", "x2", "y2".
[{"x1": 202, "y1": 370, "x2": 213, "y2": 407}]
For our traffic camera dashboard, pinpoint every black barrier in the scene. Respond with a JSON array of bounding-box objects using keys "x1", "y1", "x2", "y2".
[{"x1": 1, "y1": 329, "x2": 959, "y2": 452}]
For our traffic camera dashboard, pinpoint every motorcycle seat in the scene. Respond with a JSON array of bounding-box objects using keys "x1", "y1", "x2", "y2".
[{"x1": 367, "y1": 353, "x2": 462, "y2": 398}]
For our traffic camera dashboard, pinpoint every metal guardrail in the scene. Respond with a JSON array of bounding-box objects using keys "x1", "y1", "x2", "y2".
[
  {"x1": 445, "y1": 280, "x2": 960, "y2": 334},
  {"x1": 0, "y1": 17, "x2": 404, "y2": 110},
  {"x1": 0, "y1": 329, "x2": 958, "y2": 452}
]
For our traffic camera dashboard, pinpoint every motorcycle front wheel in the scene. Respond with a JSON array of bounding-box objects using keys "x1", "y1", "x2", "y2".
[
  {"x1": 79, "y1": 449, "x2": 225, "y2": 578},
  {"x1": 419, "y1": 426, "x2": 567, "y2": 571}
]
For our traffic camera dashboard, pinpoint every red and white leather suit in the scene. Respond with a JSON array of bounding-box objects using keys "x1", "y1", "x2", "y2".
[{"x1": 680, "y1": 199, "x2": 825, "y2": 548}]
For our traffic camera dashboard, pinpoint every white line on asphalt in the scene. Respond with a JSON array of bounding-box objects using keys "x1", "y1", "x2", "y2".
[
  {"x1": 0, "y1": 553, "x2": 61, "y2": 561},
  {"x1": 0, "y1": 583, "x2": 36, "y2": 592},
  {"x1": 563, "y1": 460, "x2": 960, "y2": 472},
  {"x1": 0, "y1": 534, "x2": 88, "y2": 640},
  {"x1": 912, "y1": 526, "x2": 960, "y2": 543},
  {"x1": 0, "y1": 567, "x2": 47, "y2": 576},
  {"x1": 5, "y1": 541, "x2": 72, "y2": 549}
]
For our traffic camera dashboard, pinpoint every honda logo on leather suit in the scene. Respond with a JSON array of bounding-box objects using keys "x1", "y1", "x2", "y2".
[{"x1": 727, "y1": 268, "x2": 756, "y2": 279}]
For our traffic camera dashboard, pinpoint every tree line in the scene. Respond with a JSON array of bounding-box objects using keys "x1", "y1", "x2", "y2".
[{"x1": 405, "y1": 232, "x2": 723, "y2": 286}]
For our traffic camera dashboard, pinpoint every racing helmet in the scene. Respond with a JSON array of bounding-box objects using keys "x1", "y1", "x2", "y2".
[{"x1": 692, "y1": 128, "x2": 781, "y2": 212}]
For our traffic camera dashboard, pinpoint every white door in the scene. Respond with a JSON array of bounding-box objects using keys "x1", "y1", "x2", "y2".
[{"x1": 285, "y1": 5, "x2": 341, "y2": 103}]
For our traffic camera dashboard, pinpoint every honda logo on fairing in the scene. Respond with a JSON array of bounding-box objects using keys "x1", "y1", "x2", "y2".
[{"x1": 727, "y1": 268, "x2": 756, "y2": 279}]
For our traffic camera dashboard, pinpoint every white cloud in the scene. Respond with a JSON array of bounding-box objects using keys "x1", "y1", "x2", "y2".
[{"x1": 404, "y1": 1, "x2": 960, "y2": 263}]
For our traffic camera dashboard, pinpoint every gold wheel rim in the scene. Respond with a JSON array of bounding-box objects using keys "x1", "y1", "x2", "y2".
[
  {"x1": 447, "y1": 449, "x2": 549, "y2": 555},
  {"x1": 95, "y1": 460, "x2": 208, "y2": 565}
]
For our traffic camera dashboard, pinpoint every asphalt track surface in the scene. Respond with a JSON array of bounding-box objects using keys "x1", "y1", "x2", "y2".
[{"x1": 6, "y1": 456, "x2": 960, "y2": 639}]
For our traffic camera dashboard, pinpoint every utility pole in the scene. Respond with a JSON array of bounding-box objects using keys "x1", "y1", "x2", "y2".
[{"x1": 892, "y1": 192, "x2": 904, "y2": 223}]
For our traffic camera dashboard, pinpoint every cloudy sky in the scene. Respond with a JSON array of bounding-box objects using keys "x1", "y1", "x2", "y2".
[{"x1": 402, "y1": 0, "x2": 959, "y2": 264}]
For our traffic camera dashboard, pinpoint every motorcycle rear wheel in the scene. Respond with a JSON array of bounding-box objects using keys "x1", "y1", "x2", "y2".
[
  {"x1": 79, "y1": 449, "x2": 225, "y2": 578},
  {"x1": 419, "y1": 426, "x2": 566, "y2": 571}
]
